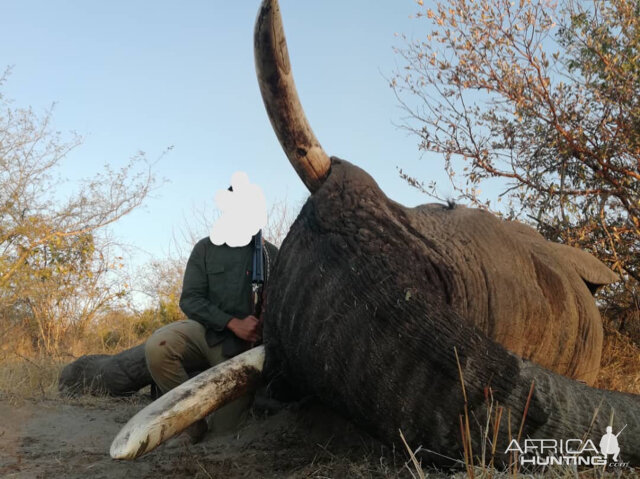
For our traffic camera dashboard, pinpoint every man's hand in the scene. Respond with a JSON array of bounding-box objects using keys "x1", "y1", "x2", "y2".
[{"x1": 227, "y1": 316, "x2": 261, "y2": 342}]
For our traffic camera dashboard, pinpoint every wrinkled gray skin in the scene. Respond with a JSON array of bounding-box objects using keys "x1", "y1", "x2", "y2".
[
  {"x1": 263, "y1": 158, "x2": 640, "y2": 467},
  {"x1": 59, "y1": 344, "x2": 151, "y2": 397},
  {"x1": 252, "y1": 0, "x2": 618, "y2": 387},
  {"x1": 256, "y1": 0, "x2": 638, "y2": 468}
]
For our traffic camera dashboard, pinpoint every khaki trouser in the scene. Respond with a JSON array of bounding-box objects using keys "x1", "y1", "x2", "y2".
[{"x1": 144, "y1": 319, "x2": 253, "y2": 434}]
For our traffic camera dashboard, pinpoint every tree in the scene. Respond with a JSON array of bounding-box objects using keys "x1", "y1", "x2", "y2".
[
  {"x1": 0, "y1": 71, "x2": 156, "y2": 353},
  {"x1": 392, "y1": 0, "x2": 639, "y2": 312}
]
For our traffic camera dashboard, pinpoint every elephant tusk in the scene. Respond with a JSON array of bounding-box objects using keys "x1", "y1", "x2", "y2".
[
  {"x1": 254, "y1": 0, "x2": 330, "y2": 193},
  {"x1": 110, "y1": 345, "x2": 265, "y2": 460}
]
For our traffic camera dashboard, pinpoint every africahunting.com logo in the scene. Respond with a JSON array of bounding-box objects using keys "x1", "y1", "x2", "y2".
[{"x1": 505, "y1": 425, "x2": 629, "y2": 468}]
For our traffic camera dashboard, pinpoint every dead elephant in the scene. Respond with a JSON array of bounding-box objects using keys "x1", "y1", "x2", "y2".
[
  {"x1": 253, "y1": 1, "x2": 637, "y2": 467},
  {"x1": 65, "y1": 0, "x2": 640, "y2": 468}
]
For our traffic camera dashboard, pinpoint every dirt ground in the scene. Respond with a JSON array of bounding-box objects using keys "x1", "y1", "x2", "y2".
[
  {"x1": 0, "y1": 392, "x2": 420, "y2": 479},
  {"x1": 2, "y1": 393, "x2": 637, "y2": 479}
]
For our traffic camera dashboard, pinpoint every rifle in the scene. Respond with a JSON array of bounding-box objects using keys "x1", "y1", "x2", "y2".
[{"x1": 251, "y1": 229, "x2": 265, "y2": 318}]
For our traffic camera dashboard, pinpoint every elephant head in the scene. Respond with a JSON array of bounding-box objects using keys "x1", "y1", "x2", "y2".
[
  {"x1": 254, "y1": 0, "x2": 618, "y2": 386},
  {"x1": 110, "y1": 0, "x2": 639, "y2": 467},
  {"x1": 254, "y1": 0, "x2": 638, "y2": 466}
]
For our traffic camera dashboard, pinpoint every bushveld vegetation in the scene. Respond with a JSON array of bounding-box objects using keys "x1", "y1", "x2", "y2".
[
  {"x1": 394, "y1": 0, "x2": 639, "y2": 314},
  {"x1": 393, "y1": 0, "x2": 639, "y2": 387},
  {"x1": 1, "y1": 0, "x2": 638, "y2": 475},
  {"x1": 0, "y1": 66, "x2": 153, "y2": 383}
]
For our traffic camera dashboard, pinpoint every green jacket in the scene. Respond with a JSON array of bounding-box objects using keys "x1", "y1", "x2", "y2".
[{"x1": 179, "y1": 236, "x2": 278, "y2": 357}]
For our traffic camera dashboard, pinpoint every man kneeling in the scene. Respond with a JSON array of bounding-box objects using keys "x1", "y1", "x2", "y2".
[{"x1": 145, "y1": 175, "x2": 277, "y2": 443}]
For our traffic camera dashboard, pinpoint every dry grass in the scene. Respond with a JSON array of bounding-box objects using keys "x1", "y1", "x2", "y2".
[
  {"x1": 0, "y1": 319, "x2": 638, "y2": 478},
  {"x1": 0, "y1": 355, "x2": 64, "y2": 403},
  {"x1": 595, "y1": 323, "x2": 640, "y2": 394},
  {"x1": 0, "y1": 356, "x2": 150, "y2": 411},
  {"x1": 444, "y1": 333, "x2": 640, "y2": 479},
  {"x1": 0, "y1": 316, "x2": 148, "y2": 404}
]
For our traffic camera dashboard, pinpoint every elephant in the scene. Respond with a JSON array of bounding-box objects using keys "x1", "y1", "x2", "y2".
[
  {"x1": 65, "y1": 0, "x2": 640, "y2": 468},
  {"x1": 58, "y1": 343, "x2": 153, "y2": 397}
]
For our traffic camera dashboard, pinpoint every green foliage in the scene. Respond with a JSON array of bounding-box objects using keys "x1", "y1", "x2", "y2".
[{"x1": 0, "y1": 71, "x2": 155, "y2": 353}]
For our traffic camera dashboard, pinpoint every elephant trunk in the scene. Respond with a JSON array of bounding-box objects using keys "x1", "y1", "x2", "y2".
[
  {"x1": 254, "y1": 0, "x2": 330, "y2": 193},
  {"x1": 59, "y1": 343, "x2": 152, "y2": 397}
]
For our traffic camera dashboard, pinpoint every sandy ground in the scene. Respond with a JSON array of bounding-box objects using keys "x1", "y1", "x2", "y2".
[
  {"x1": 2, "y1": 395, "x2": 639, "y2": 479},
  {"x1": 0, "y1": 393, "x2": 415, "y2": 479}
]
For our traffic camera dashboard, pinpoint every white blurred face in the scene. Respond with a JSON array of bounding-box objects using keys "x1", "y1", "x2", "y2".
[{"x1": 209, "y1": 171, "x2": 267, "y2": 247}]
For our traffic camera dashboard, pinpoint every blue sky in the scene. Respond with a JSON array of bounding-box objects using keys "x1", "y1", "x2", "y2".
[{"x1": 0, "y1": 0, "x2": 452, "y2": 265}]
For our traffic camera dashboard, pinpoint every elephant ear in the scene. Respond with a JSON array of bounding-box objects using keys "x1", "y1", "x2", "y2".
[
  {"x1": 548, "y1": 242, "x2": 619, "y2": 293},
  {"x1": 504, "y1": 219, "x2": 618, "y2": 293}
]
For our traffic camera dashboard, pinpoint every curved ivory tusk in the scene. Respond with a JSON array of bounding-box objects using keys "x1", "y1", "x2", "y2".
[
  {"x1": 254, "y1": 0, "x2": 331, "y2": 193},
  {"x1": 110, "y1": 345, "x2": 265, "y2": 460}
]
